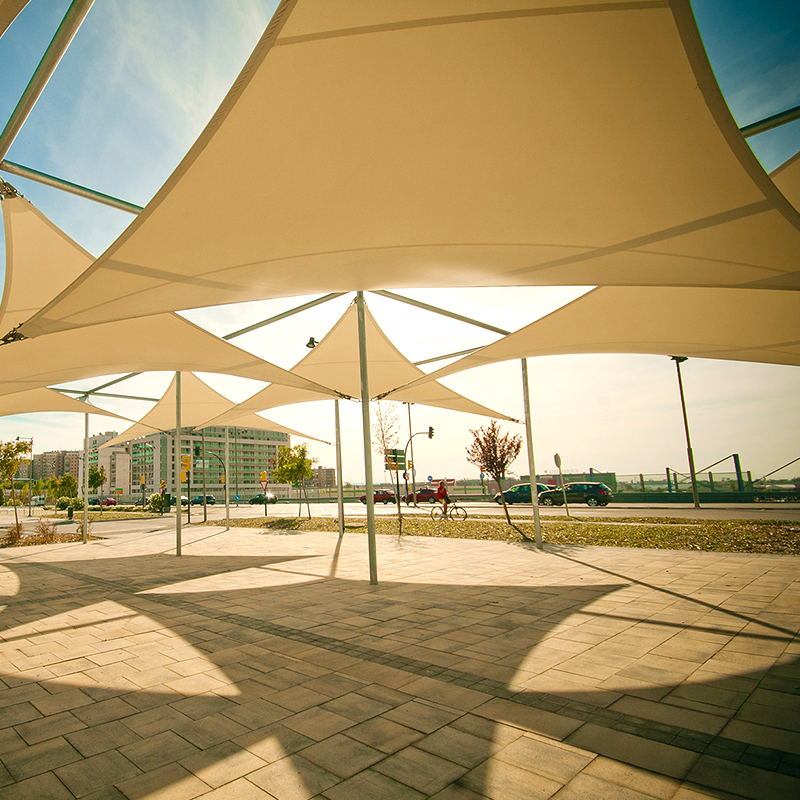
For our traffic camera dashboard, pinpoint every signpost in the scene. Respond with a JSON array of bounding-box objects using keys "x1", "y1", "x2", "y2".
[
  {"x1": 181, "y1": 454, "x2": 191, "y2": 523},
  {"x1": 260, "y1": 471, "x2": 269, "y2": 516},
  {"x1": 554, "y1": 453, "x2": 570, "y2": 518},
  {"x1": 384, "y1": 449, "x2": 405, "y2": 526}
]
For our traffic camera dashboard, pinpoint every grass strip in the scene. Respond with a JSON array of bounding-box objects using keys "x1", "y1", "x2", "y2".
[{"x1": 219, "y1": 515, "x2": 800, "y2": 555}]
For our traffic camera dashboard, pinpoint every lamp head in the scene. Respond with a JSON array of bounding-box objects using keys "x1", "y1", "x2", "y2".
[{"x1": 306, "y1": 337, "x2": 318, "y2": 348}]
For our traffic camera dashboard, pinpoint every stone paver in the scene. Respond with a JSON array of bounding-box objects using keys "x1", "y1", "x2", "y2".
[{"x1": 1, "y1": 524, "x2": 799, "y2": 800}]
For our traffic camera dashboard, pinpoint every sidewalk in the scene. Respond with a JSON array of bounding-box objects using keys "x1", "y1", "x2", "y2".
[{"x1": 0, "y1": 524, "x2": 798, "y2": 799}]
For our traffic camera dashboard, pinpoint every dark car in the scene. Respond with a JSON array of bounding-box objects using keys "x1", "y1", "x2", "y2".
[
  {"x1": 360, "y1": 490, "x2": 396, "y2": 504},
  {"x1": 191, "y1": 495, "x2": 216, "y2": 505},
  {"x1": 402, "y1": 487, "x2": 438, "y2": 503},
  {"x1": 538, "y1": 482, "x2": 614, "y2": 507},
  {"x1": 249, "y1": 493, "x2": 277, "y2": 504},
  {"x1": 493, "y1": 483, "x2": 550, "y2": 505}
]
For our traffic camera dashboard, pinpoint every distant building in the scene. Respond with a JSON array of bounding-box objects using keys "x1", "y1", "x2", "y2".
[
  {"x1": 18, "y1": 450, "x2": 81, "y2": 481},
  {"x1": 128, "y1": 426, "x2": 290, "y2": 500},
  {"x1": 312, "y1": 466, "x2": 336, "y2": 488}
]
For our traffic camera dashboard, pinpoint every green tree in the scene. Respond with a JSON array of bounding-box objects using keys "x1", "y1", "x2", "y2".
[
  {"x1": 273, "y1": 443, "x2": 317, "y2": 518},
  {"x1": 465, "y1": 421, "x2": 524, "y2": 532},
  {"x1": 58, "y1": 474, "x2": 78, "y2": 498},
  {"x1": 0, "y1": 440, "x2": 32, "y2": 529},
  {"x1": 45, "y1": 476, "x2": 60, "y2": 504},
  {"x1": 88, "y1": 465, "x2": 106, "y2": 509}
]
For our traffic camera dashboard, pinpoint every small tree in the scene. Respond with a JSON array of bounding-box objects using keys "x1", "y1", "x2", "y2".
[
  {"x1": 88, "y1": 465, "x2": 106, "y2": 510},
  {"x1": 371, "y1": 400, "x2": 403, "y2": 515},
  {"x1": 273, "y1": 443, "x2": 317, "y2": 518},
  {"x1": 58, "y1": 474, "x2": 78, "y2": 498},
  {"x1": 465, "y1": 421, "x2": 523, "y2": 529},
  {"x1": 45, "y1": 476, "x2": 60, "y2": 505},
  {"x1": 371, "y1": 401, "x2": 401, "y2": 459},
  {"x1": 0, "y1": 440, "x2": 32, "y2": 531}
]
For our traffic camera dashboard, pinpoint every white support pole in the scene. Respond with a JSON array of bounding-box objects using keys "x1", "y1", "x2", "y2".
[
  {"x1": 356, "y1": 292, "x2": 378, "y2": 584},
  {"x1": 224, "y1": 427, "x2": 231, "y2": 530},
  {"x1": 0, "y1": 0, "x2": 96, "y2": 160},
  {"x1": 521, "y1": 359, "x2": 542, "y2": 548},
  {"x1": 174, "y1": 372, "x2": 182, "y2": 556},
  {"x1": 407, "y1": 403, "x2": 419, "y2": 506},
  {"x1": 82, "y1": 412, "x2": 89, "y2": 544},
  {"x1": 335, "y1": 399, "x2": 345, "y2": 537}
]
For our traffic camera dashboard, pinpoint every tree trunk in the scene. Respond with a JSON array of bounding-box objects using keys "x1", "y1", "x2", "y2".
[
  {"x1": 10, "y1": 481, "x2": 19, "y2": 528},
  {"x1": 302, "y1": 480, "x2": 312, "y2": 519},
  {"x1": 496, "y1": 478, "x2": 513, "y2": 526}
]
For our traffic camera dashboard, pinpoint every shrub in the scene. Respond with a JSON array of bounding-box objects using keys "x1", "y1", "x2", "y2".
[
  {"x1": 148, "y1": 494, "x2": 167, "y2": 513},
  {"x1": 6, "y1": 522, "x2": 23, "y2": 545},
  {"x1": 56, "y1": 496, "x2": 70, "y2": 510},
  {"x1": 34, "y1": 518, "x2": 57, "y2": 542}
]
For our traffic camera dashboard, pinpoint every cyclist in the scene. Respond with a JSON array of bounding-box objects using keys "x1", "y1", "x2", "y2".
[{"x1": 436, "y1": 480, "x2": 450, "y2": 518}]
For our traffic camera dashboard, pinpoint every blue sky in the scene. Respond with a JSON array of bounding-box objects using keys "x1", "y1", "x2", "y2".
[{"x1": 0, "y1": 0, "x2": 798, "y2": 484}]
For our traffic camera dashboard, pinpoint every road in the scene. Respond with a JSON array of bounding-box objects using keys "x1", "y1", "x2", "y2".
[{"x1": 4, "y1": 500, "x2": 799, "y2": 539}]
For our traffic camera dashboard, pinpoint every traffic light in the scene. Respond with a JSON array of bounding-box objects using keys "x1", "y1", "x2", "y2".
[
  {"x1": 260, "y1": 471, "x2": 267, "y2": 482},
  {"x1": 180, "y1": 471, "x2": 187, "y2": 483},
  {"x1": 140, "y1": 475, "x2": 146, "y2": 485},
  {"x1": 160, "y1": 480, "x2": 166, "y2": 492},
  {"x1": 194, "y1": 446, "x2": 201, "y2": 457},
  {"x1": 181, "y1": 454, "x2": 191, "y2": 471},
  {"x1": 428, "y1": 426, "x2": 434, "y2": 439}
]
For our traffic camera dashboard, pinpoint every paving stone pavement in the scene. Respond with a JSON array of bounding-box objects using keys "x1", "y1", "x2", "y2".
[{"x1": 0, "y1": 524, "x2": 798, "y2": 799}]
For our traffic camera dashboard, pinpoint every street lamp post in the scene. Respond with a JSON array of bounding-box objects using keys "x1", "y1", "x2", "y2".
[
  {"x1": 670, "y1": 356, "x2": 700, "y2": 509},
  {"x1": 16, "y1": 436, "x2": 33, "y2": 517},
  {"x1": 195, "y1": 441, "x2": 228, "y2": 531},
  {"x1": 403, "y1": 426, "x2": 433, "y2": 506}
]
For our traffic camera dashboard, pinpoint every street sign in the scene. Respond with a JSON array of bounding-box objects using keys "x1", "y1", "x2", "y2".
[{"x1": 260, "y1": 480, "x2": 268, "y2": 492}]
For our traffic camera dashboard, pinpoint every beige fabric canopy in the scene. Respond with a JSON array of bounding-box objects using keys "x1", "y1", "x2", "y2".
[
  {"x1": 0, "y1": 0, "x2": 27, "y2": 40},
  {"x1": 100, "y1": 372, "x2": 326, "y2": 449},
  {"x1": 0, "y1": 195, "x2": 94, "y2": 333},
  {"x1": 0, "y1": 311, "x2": 340, "y2": 397},
  {"x1": 772, "y1": 152, "x2": 800, "y2": 213},
  {"x1": 402, "y1": 287, "x2": 800, "y2": 388},
  {"x1": 0, "y1": 386, "x2": 129, "y2": 420},
  {"x1": 0, "y1": 188, "x2": 338, "y2": 397},
  {"x1": 202, "y1": 300, "x2": 517, "y2": 426},
  {"x1": 18, "y1": 0, "x2": 800, "y2": 340}
]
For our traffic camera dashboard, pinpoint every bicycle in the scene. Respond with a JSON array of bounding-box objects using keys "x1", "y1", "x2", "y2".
[{"x1": 430, "y1": 500, "x2": 467, "y2": 521}]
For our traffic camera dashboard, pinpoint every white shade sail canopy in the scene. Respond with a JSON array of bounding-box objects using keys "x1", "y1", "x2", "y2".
[
  {"x1": 0, "y1": 386, "x2": 129, "y2": 420},
  {"x1": 17, "y1": 0, "x2": 800, "y2": 340},
  {"x1": 402, "y1": 286, "x2": 800, "y2": 388},
  {"x1": 0, "y1": 194, "x2": 95, "y2": 334},
  {"x1": 100, "y1": 372, "x2": 326, "y2": 449},
  {"x1": 0, "y1": 311, "x2": 340, "y2": 398},
  {"x1": 0, "y1": 189, "x2": 339, "y2": 397},
  {"x1": 772, "y1": 152, "x2": 800, "y2": 213},
  {"x1": 202, "y1": 300, "x2": 517, "y2": 427},
  {"x1": 0, "y1": 0, "x2": 27, "y2": 40}
]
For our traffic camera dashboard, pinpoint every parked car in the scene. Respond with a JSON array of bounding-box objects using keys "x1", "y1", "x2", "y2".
[
  {"x1": 402, "y1": 487, "x2": 438, "y2": 503},
  {"x1": 493, "y1": 483, "x2": 550, "y2": 505},
  {"x1": 89, "y1": 497, "x2": 117, "y2": 506},
  {"x1": 191, "y1": 495, "x2": 216, "y2": 505},
  {"x1": 360, "y1": 490, "x2": 396, "y2": 504},
  {"x1": 169, "y1": 495, "x2": 189, "y2": 506},
  {"x1": 249, "y1": 493, "x2": 277, "y2": 504},
  {"x1": 538, "y1": 482, "x2": 614, "y2": 507}
]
